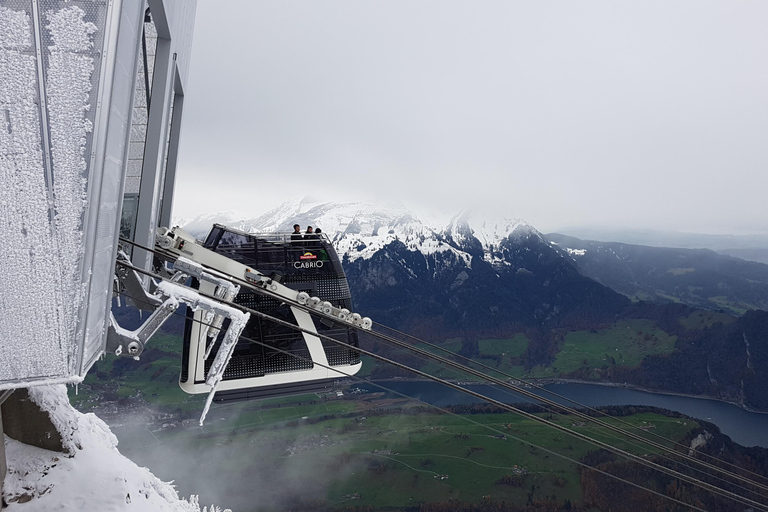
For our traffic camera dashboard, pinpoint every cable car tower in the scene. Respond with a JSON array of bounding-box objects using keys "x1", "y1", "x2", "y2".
[{"x1": 0, "y1": 0, "x2": 364, "y2": 428}]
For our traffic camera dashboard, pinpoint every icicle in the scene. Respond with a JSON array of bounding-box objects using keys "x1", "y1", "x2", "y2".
[
  {"x1": 153, "y1": 280, "x2": 249, "y2": 426},
  {"x1": 199, "y1": 312, "x2": 248, "y2": 426},
  {"x1": 199, "y1": 388, "x2": 216, "y2": 427},
  {"x1": 113, "y1": 275, "x2": 121, "y2": 307}
]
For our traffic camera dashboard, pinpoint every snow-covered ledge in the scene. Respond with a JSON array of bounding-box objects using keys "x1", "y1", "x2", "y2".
[{"x1": 2, "y1": 385, "x2": 229, "y2": 512}]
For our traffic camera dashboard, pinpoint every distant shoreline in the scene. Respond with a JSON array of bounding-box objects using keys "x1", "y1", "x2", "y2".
[
  {"x1": 529, "y1": 377, "x2": 768, "y2": 415},
  {"x1": 365, "y1": 376, "x2": 768, "y2": 415}
]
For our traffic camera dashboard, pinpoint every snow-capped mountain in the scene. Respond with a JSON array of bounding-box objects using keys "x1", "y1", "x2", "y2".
[
  {"x1": 444, "y1": 210, "x2": 541, "y2": 268},
  {"x1": 180, "y1": 199, "x2": 627, "y2": 340},
  {"x1": 173, "y1": 204, "x2": 768, "y2": 408},
  {"x1": 181, "y1": 199, "x2": 534, "y2": 267},
  {"x1": 252, "y1": 198, "x2": 468, "y2": 264}
]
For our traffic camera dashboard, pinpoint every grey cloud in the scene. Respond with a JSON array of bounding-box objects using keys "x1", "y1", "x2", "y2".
[{"x1": 175, "y1": 0, "x2": 768, "y2": 235}]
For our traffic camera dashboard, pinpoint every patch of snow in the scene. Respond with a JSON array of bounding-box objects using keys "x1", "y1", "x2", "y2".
[
  {"x1": 688, "y1": 431, "x2": 712, "y2": 456},
  {"x1": 744, "y1": 333, "x2": 753, "y2": 371},
  {"x1": 171, "y1": 216, "x2": 192, "y2": 230},
  {"x1": 464, "y1": 214, "x2": 530, "y2": 249},
  {"x1": 180, "y1": 210, "x2": 251, "y2": 239},
  {"x1": 446, "y1": 209, "x2": 538, "y2": 269},
  {"x1": 450, "y1": 270, "x2": 469, "y2": 290},
  {"x1": 706, "y1": 361, "x2": 718, "y2": 387},
  {"x1": 3, "y1": 385, "x2": 230, "y2": 512},
  {"x1": 566, "y1": 248, "x2": 587, "y2": 257}
]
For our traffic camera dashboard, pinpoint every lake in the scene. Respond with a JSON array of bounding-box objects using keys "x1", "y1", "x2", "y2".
[{"x1": 375, "y1": 380, "x2": 768, "y2": 448}]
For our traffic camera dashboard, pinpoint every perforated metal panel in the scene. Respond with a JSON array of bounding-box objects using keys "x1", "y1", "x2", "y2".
[
  {"x1": 204, "y1": 345, "x2": 314, "y2": 381},
  {"x1": 325, "y1": 344, "x2": 361, "y2": 366}
]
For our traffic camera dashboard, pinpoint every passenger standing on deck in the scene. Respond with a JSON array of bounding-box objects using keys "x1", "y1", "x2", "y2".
[
  {"x1": 291, "y1": 224, "x2": 303, "y2": 242},
  {"x1": 305, "y1": 226, "x2": 319, "y2": 247}
]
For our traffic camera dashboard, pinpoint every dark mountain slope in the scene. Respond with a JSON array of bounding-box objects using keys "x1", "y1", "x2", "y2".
[
  {"x1": 345, "y1": 225, "x2": 629, "y2": 338},
  {"x1": 547, "y1": 233, "x2": 768, "y2": 313},
  {"x1": 615, "y1": 309, "x2": 768, "y2": 408}
]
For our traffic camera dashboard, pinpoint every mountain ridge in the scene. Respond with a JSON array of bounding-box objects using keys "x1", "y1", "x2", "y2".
[
  {"x1": 547, "y1": 233, "x2": 768, "y2": 314},
  {"x1": 178, "y1": 199, "x2": 541, "y2": 266},
  {"x1": 551, "y1": 227, "x2": 768, "y2": 255},
  {"x1": 178, "y1": 199, "x2": 629, "y2": 336}
]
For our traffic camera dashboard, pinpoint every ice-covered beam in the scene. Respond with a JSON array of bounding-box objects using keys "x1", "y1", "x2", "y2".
[{"x1": 155, "y1": 281, "x2": 250, "y2": 425}]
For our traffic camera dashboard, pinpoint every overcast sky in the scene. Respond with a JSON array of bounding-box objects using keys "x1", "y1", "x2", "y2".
[{"x1": 173, "y1": 1, "x2": 768, "y2": 234}]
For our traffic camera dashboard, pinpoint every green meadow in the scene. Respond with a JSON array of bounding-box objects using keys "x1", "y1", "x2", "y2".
[
  {"x1": 538, "y1": 319, "x2": 678, "y2": 377},
  {"x1": 115, "y1": 395, "x2": 696, "y2": 511}
]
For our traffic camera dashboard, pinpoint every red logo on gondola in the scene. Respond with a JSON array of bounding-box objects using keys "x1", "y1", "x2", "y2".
[{"x1": 300, "y1": 252, "x2": 317, "y2": 260}]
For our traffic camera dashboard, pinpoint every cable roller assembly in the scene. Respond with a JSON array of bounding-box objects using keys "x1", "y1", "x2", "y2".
[{"x1": 300, "y1": 295, "x2": 372, "y2": 330}]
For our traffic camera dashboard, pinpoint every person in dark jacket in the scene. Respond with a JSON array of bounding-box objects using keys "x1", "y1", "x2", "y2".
[
  {"x1": 291, "y1": 224, "x2": 303, "y2": 242},
  {"x1": 304, "y1": 226, "x2": 320, "y2": 247}
]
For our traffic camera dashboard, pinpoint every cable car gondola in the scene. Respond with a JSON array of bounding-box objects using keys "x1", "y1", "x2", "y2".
[{"x1": 174, "y1": 224, "x2": 362, "y2": 402}]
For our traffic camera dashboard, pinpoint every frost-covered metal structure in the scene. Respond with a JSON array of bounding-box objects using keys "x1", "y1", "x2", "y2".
[{"x1": 0, "y1": 0, "x2": 197, "y2": 389}]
